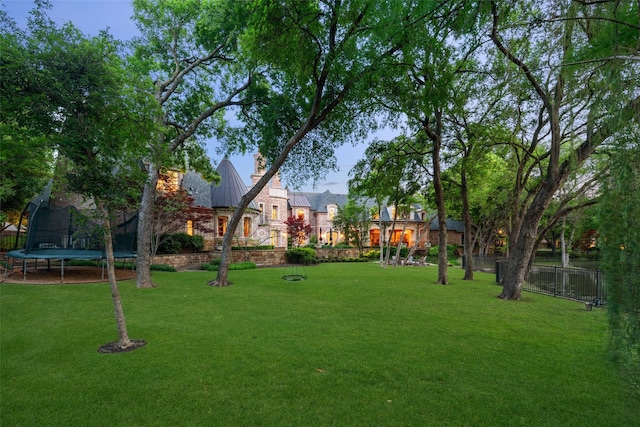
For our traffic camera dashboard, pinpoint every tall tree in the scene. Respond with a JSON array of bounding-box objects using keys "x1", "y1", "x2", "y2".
[
  {"x1": 489, "y1": 0, "x2": 640, "y2": 299},
  {"x1": 131, "y1": 0, "x2": 254, "y2": 288},
  {"x1": 210, "y1": 0, "x2": 441, "y2": 286},
  {"x1": 0, "y1": 12, "x2": 54, "y2": 227},
  {"x1": 5, "y1": 7, "x2": 154, "y2": 350},
  {"x1": 374, "y1": 1, "x2": 482, "y2": 284}
]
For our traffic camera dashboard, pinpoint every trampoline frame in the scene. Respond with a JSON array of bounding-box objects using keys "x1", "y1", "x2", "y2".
[{"x1": 4, "y1": 249, "x2": 136, "y2": 281}]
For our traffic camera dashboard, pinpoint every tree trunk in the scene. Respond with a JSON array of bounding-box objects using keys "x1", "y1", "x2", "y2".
[
  {"x1": 461, "y1": 169, "x2": 474, "y2": 280},
  {"x1": 386, "y1": 204, "x2": 398, "y2": 267},
  {"x1": 378, "y1": 208, "x2": 385, "y2": 268},
  {"x1": 405, "y1": 217, "x2": 432, "y2": 264},
  {"x1": 560, "y1": 216, "x2": 568, "y2": 268},
  {"x1": 431, "y1": 116, "x2": 448, "y2": 285},
  {"x1": 135, "y1": 165, "x2": 159, "y2": 288},
  {"x1": 210, "y1": 124, "x2": 315, "y2": 286},
  {"x1": 96, "y1": 201, "x2": 140, "y2": 351},
  {"x1": 499, "y1": 197, "x2": 549, "y2": 299},
  {"x1": 394, "y1": 212, "x2": 409, "y2": 266}
]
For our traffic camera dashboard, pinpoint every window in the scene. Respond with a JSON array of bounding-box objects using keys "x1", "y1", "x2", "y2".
[
  {"x1": 328, "y1": 206, "x2": 336, "y2": 220},
  {"x1": 259, "y1": 203, "x2": 267, "y2": 224},
  {"x1": 218, "y1": 216, "x2": 228, "y2": 236},
  {"x1": 270, "y1": 229, "x2": 279, "y2": 246},
  {"x1": 243, "y1": 217, "x2": 251, "y2": 237},
  {"x1": 297, "y1": 209, "x2": 305, "y2": 220},
  {"x1": 271, "y1": 205, "x2": 279, "y2": 221},
  {"x1": 186, "y1": 220, "x2": 193, "y2": 236}
]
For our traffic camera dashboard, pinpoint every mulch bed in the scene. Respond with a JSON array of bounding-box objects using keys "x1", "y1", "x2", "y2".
[{"x1": 1, "y1": 265, "x2": 136, "y2": 284}]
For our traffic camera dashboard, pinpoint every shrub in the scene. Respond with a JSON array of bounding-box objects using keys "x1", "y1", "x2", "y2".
[
  {"x1": 335, "y1": 243, "x2": 353, "y2": 248},
  {"x1": 229, "y1": 262, "x2": 257, "y2": 270},
  {"x1": 150, "y1": 264, "x2": 177, "y2": 272},
  {"x1": 427, "y1": 245, "x2": 460, "y2": 259},
  {"x1": 201, "y1": 260, "x2": 256, "y2": 271},
  {"x1": 157, "y1": 233, "x2": 204, "y2": 254},
  {"x1": 286, "y1": 247, "x2": 318, "y2": 265},
  {"x1": 157, "y1": 236, "x2": 181, "y2": 254},
  {"x1": 387, "y1": 246, "x2": 409, "y2": 258},
  {"x1": 363, "y1": 249, "x2": 380, "y2": 260},
  {"x1": 231, "y1": 245, "x2": 274, "y2": 250}
]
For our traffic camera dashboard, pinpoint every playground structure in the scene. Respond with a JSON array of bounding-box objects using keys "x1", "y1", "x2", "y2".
[{"x1": 4, "y1": 182, "x2": 137, "y2": 281}]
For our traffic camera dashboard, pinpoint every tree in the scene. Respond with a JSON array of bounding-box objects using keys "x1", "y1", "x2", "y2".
[
  {"x1": 131, "y1": 0, "x2": 254, "y2": 288},
  {"x1": 7, "y1": 8, "x2": 154, "y2": 350},
  {"x1": 489, "y1": 0, "x2": 640, "y2": 299},
  {"x1": 211, "y1": 0, "x2": 442, "y2": 286},
  {"x1": 373, "y1": 2, "x2": 482, "y2": 283},
  {"x1": 332, "y1": 199, "x2": 371, "y2": 256},
  {"x1": 598, "y1": 136, "x2": 640, "y2": 390},
  {"x1": 284, "y1": 214, "x2": 312, "y2": 248},
  {"x1": 349, "y1": 137, "x2": 422, "y2": 267},
  {"x1": 0, "y1": 14, "x2": 54, "y2": 226}
]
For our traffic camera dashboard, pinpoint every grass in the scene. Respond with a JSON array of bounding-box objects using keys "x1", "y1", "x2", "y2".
[{"x1": 1, "y1": 263, "x2": 637, "y2": 426}]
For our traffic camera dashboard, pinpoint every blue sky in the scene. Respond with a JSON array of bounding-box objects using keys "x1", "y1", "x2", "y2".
[{"x1": 3, "y1": 0, "x2": 400, "y2": 193}]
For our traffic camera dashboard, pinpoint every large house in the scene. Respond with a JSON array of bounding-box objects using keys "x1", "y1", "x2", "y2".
[{"x1": 177, "y1": 155, "x2": 464, "y2": 250}]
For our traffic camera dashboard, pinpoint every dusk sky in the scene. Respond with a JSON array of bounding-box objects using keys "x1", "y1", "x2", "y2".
[{"x1": 3, "y1": 0, "x2": 401, "y2": 193}]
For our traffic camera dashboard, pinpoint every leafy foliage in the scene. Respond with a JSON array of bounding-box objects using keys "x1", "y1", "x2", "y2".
[
  {"x1": 201, "y1": 260, "x2": 257, "y2": 271},
  {"x1": 284, "y1": 214, "x2": 312, "y2": 248},
  {"x1": 598, "y1": 139, "x2": 640, "y2": 390},
  {"x1": 285, "y1": 247, "x2": 317, "y2": 265},
  {"x1": 157, "y1": 233, "x2": 204, "y2": 255},
  {"x1": 332, "y1": 200, "x2": 371, "y2": 256}
]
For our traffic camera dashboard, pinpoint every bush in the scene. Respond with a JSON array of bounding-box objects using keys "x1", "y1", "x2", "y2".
[
  {"x1": 229, "y1": 262, "x2": 257, "y2": 270},
  {"x1": 157, "y1": 236, "x2": 181, "y2": 254},
  {"x1": 363, "y1": 249, "x2": 380, "y2": 260},
  {"x1": 427, "y1": 245, "x2": 460, "y2": 259},
  {"x1": 150, "y1": 264, "x2": 177, "y2": 272},
  {"x1": 157, "y1": 233, "x2": 205, "y2": 254},
  {"x1": 286, "y1": 247, "x2": 318, "y2": 265},
  {"x1": 200, "y1": 260, "x2": 256, "y2": 271},
  {"x1": 387, "y1": 246, "x2": 409, "y2": 258}
]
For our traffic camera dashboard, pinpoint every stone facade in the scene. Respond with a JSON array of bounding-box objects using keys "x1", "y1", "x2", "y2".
[
  {"x1": 180, "y1": 155, "x2": 464, "y2": 251},
  {"x1": 152, "y1": 248, "x2": 362, "y2": 269}
]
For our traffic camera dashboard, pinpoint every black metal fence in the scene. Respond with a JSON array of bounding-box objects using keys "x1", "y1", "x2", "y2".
[{"x1": 495, "y1": 260, "x2": 606, "y2": 306}]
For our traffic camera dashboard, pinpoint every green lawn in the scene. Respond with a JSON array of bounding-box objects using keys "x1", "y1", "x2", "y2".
[{"x1": 1, "y1": 263, "x2": 637, "y2": 426}]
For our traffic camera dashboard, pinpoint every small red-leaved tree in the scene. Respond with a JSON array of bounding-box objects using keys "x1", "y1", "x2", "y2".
[{"x1": 285, "y1": 214, "x2": 312, "y2": 248}]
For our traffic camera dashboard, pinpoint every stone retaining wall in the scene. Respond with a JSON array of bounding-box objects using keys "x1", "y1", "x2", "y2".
[{"x1": 152, "y1": 247, "x2": 362, "y2": 269}]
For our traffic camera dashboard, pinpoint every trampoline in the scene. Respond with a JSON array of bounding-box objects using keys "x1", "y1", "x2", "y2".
[{"x1": 4, "y1": 182, "x2": 137, "y2": 281}]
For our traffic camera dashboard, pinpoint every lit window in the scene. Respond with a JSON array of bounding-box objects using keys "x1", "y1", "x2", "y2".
[
  {"x1": 243, "y1": 217, "x2": 251, "y2": 237},
  {"x1": 329, "y1": 206, "x2": 336, "y2": 220},
  {"x1": 271, "y1": 205, "x2": 278, "y2": 220},
  {"x1": 218, "y1": 216, "x2": 228, "y2": 236},
  {"x1": 186, "y1": 220, "x2": 193, "y2": 236},
  {"x1": 297, "y1": 209, "x2": 305, "y2": 220}
]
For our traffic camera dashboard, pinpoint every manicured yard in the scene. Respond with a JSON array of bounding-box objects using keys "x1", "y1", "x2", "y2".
[{"x1": 1, "y1": 263, "x2": 637, "y2": 426}]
